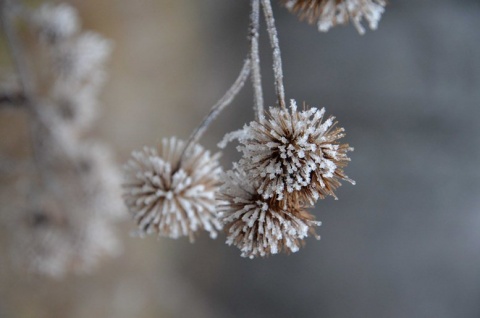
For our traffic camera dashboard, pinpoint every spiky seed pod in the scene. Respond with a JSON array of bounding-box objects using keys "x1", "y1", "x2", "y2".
[
  {"x1": 280, "y1": 0, "x2": 386, "y2": 34},
  {"x1": 218, "y1": 167, "x2": 320, "y2": 258},
  {"x1": 123, "y1": 137, "x2": 223, "y2": 241},
  {"x1": 238, "y1": 99, "x2": 354, "y2": 206}
]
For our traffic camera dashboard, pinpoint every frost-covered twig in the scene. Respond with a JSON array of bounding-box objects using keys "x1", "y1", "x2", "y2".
[
  {"x1": 261, "y1": 0, "x2": 286, "y2": 108},
  {"x1": 249, "y1": 0, "x2": 264, "y2": 119},
  {"x1": 179, "y1": 58, "x2": 252, "y2": 167}
]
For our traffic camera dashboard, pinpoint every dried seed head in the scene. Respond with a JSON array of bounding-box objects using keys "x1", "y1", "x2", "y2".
[
  {"x1": 52, "y1": 32, "x2": 112, "y2": 82},
  {"x1": 280, "y1": 0, "x2": 386, "y2": 34},
  {"x1": 50, "y1": 80, "x2": 99, "y2": 133},
  {"x1": 218, "y1": 166, "x2": 320, "y2": 258},
  {"x1": 71, "y1": 142, "x2": 126, "y2": 220},
  {"x1": 7, "y1": 181, "x2": 121, "y2": 278},
  {"x1": 123, "y1": 137, "x2": 223, "y2": 241},
  {"x1": 238, "y1": 99, "x2": 354, "y2": 206},
  {"x1": 31, "y1": 3, "x2": 80, "y2": 43}
]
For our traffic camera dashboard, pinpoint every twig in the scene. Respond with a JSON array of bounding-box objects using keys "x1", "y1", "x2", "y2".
[
  {"x1": 249, "y1": 0, "x2": 264, "y2": 120},
  {"x1": 0, "y1": 91, "x2": 26, "y2": 106},
  {"x1": 261, "y1": 0, "x2": 286, "y2": 108},
  {"x1": 179, "y1": 58, "x2": 252, "y2": 166},
  {"x1": 0, "y1": 0, "x2": 76, "y2": 189},
  {"x1": 0, "y1": 0, "x2": 35, "y2": 101},
  {"x1": 0, "y1": 0, "x2": 48, "y2": 182}
]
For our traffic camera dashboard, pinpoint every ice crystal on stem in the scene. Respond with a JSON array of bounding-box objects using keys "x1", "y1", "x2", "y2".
[
  {"x1": 238, "y1": 99, "x2": 354, "y2": 206},
  {"x1": 280, "y1": 0, "x2": 386, "y2": 34},
  {"x1": 218, "y1": 166, "x2": 320, "y2": 258},
  {"x1": 123, "y1": 137, "x2": 223, "y2": 241}
]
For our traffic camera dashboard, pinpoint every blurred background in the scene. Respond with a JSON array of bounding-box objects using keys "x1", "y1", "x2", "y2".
[{"x1": 1, "y1": 0, "x2": 480, "y2": 317}]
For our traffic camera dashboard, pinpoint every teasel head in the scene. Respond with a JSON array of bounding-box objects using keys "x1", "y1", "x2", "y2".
[
  {"x1": 218, "y1": 166, "x2": 321, "y2": 258},
  {"x1": 238, "y1": 99, "x2": 354, "y2": 207},
  {"x1": 279, "y1": 0, "x2": 386, "y2": 34},
  {"x1": 123, "y1": 137, "x2": 223, "y2": 241}
]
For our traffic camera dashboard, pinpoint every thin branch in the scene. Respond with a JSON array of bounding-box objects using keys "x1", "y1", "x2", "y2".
[
  {"x1": 261, "y1": 0, "x2": 286, "y2": 108},
  {"x1": 249, "y1": 0, "x2": 264, "y2": 120},
  {"x1": 0, "y1": 0, "x2": 75, "y2": 190},
  {"x1": 0, "y1": 91, "x2": 26, "y2": 106},
  {"x1": 0, "y1": 0, "x2": 35, "y2": 102},
  {"x1": 0, "y1": 0, "x2": 48, "y2": 182},
  {"x1": 179, "y1": 58, "x2": 252, "y2": 166}
]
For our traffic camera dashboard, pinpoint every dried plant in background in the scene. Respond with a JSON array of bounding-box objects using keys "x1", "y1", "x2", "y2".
[
  {"x1": 280, "y1": 0, "x2": 386, "y2": 34},
  {"x1": 0, "y1": 0, "x2": 124, "y2": 277}
]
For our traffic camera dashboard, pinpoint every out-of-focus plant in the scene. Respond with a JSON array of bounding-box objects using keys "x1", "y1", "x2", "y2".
[{"x1": 0, "y1": 0, "x2": 124, "y2": 277}]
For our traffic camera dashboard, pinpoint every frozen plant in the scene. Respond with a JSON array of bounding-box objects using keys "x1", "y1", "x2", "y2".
[
  {"x1": 123, "y1": 137, "x2": 223, "y2": 241},
  {"x1": 0, "y1": 0, "x2": 124, "y2": 277},
  {"x1": 123, "y1": 0, "x2": 377, "y2": 258},
  {"x1": 237, "y1": 100, "x2": 355, "y2": 206},
  {"x1": 218, "y1": 165, "x2": 321, "y2": 258}
]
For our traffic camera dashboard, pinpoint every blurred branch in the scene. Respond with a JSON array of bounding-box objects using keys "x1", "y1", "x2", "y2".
[
  {"x1": 179, "y1": 58, "x2": 252, "y2": 167},
  {"x1": 0, "y1": 0, "x2": 36, "y2": 104},
  {"x1": 0, "y1": 0, "x2": 51, "y2": 185},
  {"x1": 0, "y1": 91, "x2": 26, "y2": 107}
]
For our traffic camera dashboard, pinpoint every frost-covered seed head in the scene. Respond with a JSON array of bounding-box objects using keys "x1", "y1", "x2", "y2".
[
  {"x1": 123, "y1": 137, "x2": 223, "y2": 241},
  {"x1": 53, "y1": 32, "x2": 112, "y2": 82},
  {"x1": 70, "y1": 142, "x2": 126, "y2": 220},
  {"x1": 31, "y1": 3, "x2": 80, "y2": 43},
  {"x1": 218, "y1": 166, "x2": 320, "y2": 258},
  {"x1": 280, "y1": 0, "x2": 386, "y2": 34},
  {"x1": 7, "y1": 182, "x2": 121, "y2": 278},
  {"x1": 238, "y1": 99, "x2": 354, "y2": 206},
  {"x1": 50, "y1": 80, "x2": 99, "y2": 133}
]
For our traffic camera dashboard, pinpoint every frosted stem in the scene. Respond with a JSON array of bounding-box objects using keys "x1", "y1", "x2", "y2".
[
  {"x1": 179, "y1": 58, "x2": 252, "y2": 166},
  {"x1": 0, "y1": 0, "x2": 35, "y2": 103},
  {"x1": 0, "y1": 0, "x2": 46, "y2": 178},
  {"x1": 261, "y1": 0, "x2": 286, "y2": 108},
  {"x1": 249, "y1": 0, "x2": 264, "y2": 120}
]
